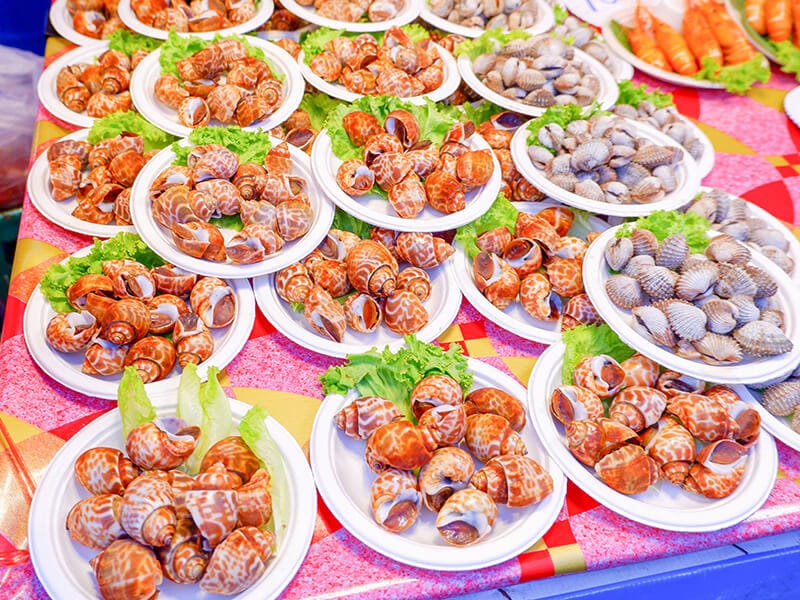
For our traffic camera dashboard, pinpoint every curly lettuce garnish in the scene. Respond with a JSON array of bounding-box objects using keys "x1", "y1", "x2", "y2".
[
  {"x1": 771, "y1": 40, "x2": 800, "y2": 78},
  {"x1": 171, "y1": 126, "x2": 273, "y2": 166},
  {"x1": 299, "y1": 93, "x2": 345, "y2": 130},
  {"x1": 616, "y1": 81, "x2": 674, "y2": 109},
  {"x1": 88, "y1": 111, "x2": 177, "y2": 153},
  {"x1": 331, "y1": 207, "x2": 372, "y2": 239},
  {"x1": 108, "y1": 29, "x2": 162, "y2": 56},
  {"x1": 320, "y1": 334, "x2": 473, "y2": 422},
  {"x1": 526, "y1": 103, "x2": 602, "y2": 151},
  {"x1": 616, "y1": 210, "x2": 711, "y2": 254},
  {"x1": 693, "y1": 55, "x2": 771, "y2": 94},
  {"x1": 454, "y1": 193, "x2": 518, "y2": 260},
  {"x1": 300, "y1": 24, "x2": 430, "y2": 63},
  {"x1": 453, "y1": 28, "x2": 531, "y2": 60},
  {"x1": 562, "y1": 324, "x2": 636, "y2": 384},
  {"x1": 40, "y1": 233, "x2": 166, "y2": 313}
]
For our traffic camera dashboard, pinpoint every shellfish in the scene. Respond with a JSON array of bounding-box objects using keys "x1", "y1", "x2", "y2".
[
  {"x1": 470, "y1": 455, "x2": 554, "y2": 507},
  {"x1": 572, "y1": 354, "x2": 626, "y2": 398},
  {"x1": 409, "y1": 374, "x2": 463, "y2": 420},
  {"x1": 125, "y1": 418, "x2": 200, "y2": 471},
  {"x1": 200, "y1": 526, "x2": 274, "y2": 595},
  {"x1": 435, "y1": 488, "x2": 498, "y2": 546},
  {"x1": 464, "y1": 387, "x2": 526, "y2": 431},
  {"x1": 417, "y1": 446, "x2": 474, "y2": 511},
  {"x1": 370, "y1": 468, "x2": 421, "y2": 532},
  {"x1": 346, "y1": 239, "x2": 398, "y2": 297},
  {"x1": 90, "y1": 539, "x2": 163, "y2": 600},
  {"x1": 465, "y1": 413, "x2": 526, "y2": 463},
  {"x1": 594, "y1": 444, "x2": 660, "y2": 495},
  {"x1": 120, "y1": 474, "x2": 177, "y2": 547},
  {"x1": 66, "y1": 494, "x2": 126, "y2": 550},
  {"x1": 123, "y1": 336, "x2": 177, "y2": 383},
  {"x1": 364, "y1": 419, "x2": 437, "y2": 473},
  {"x1": 334, "y1": 396, "x2": 401, "y2": 440}
]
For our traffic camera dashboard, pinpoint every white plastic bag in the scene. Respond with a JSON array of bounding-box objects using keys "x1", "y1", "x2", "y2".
[{"x1": 0, "y1": 45, "x2": 43, "y2": 210}]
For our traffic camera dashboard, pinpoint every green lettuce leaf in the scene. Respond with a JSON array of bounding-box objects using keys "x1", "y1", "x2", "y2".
[
  {"x1": 209, "y1": 214, "x2": 244, "y2": 231},
  {"x1": 87, "y1": 111, "x2": 177, "y2": 153},
  {"x1": 454, "y1": 193, "x2": 518, "y2": 260},
  {"x1": 172, "y1": 126, "x2": 273, "y2": 165},
  {"x1": 107, "y1": 29, "x2": 162, "y2": 56},
  {"x1": 526, "y1": 103, "x2": 601, "y2": 150},
  {"x1": 185, "y1": 366, "x2": 234, "y2": 474},
  {"x1": 331, "y1": 207, "x2": 372, "y2": 239},
  {"x1": 458, "y1": 100, "x2": 505, "y2": 125},
  {"x1": 159, "y1": 30, "x2": 272, "y2": 80},
  {"x1": 299, "y1": 93, "x2": 345, "y2": 130},
  {"x1": 562, "y1": 324, "x2": 636, "y2": 384},
  {"x1": 40, "y1": 233, "x2": 166, "y2": 313},
  {"x1": 453, "y1": 28, "x2": 531, "y2": 60},
  {"x1": 609, "y1": 20, "x2": 632, "y2": 53},
  {"x1": 616, "y1": 81, "x2": 674, "y2": 109},
  {"x1": 616, "y1": 210, "x2": 711, "y2": 254},
  {"x1": 319, "y1": 334, "x2": 472, "y2": 422},
  {"x1": 118, "y1": 367, "x2": 157, "y2": 438},
  {"x1": 239, "y1": 406, "x2": 289, "y2": 542},
  {"x1": 553, "y1": 3, "x2": 568, "y2": 25},
  {"x1": 771, "y1": 40, "x2": 800, "y2": 78},
  {"x1": 176, "y1": 362, "x2": 204, "y2": 429},
  {"x1": 693, "y1": 55, "x2": 770, "y2": 95},
  {"x1": 300, "y1": 24, "x2": 430, "y2": 63}
]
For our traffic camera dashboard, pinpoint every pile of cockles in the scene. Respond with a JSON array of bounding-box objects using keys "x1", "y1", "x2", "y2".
[
  {"x1": 67, "y1": 420, "x2": 274, "y2": 598},
  {"x1": 551, "y1": 352, "x2": 761, "y2": 497},
  {"x1": 551, "y1": 15, "x2": 628, "y2": 80},
  {"x1": 428, "y1": 0, "x2": 542, "y2": 32},
  {"x1": 604, "y1": 228, "x2": 793, "y2": 363},
  {"x1": 334, "y1": 375, "x2": 553, "y2": 545},
  {"x1": 276, "y1": 228, "x2": 454, "y2": 341},
  {"x1": 528, "y1": 114, "x2": 687, "y2": 205},
  {"x1": 754, "y1": 363, "x2": 800, "y2": 432}
]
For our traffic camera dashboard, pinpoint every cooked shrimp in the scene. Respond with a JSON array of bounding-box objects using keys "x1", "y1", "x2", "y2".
[
  {"x1": 683, "y1": 2, "x2": 724, "y2": 65},
  {"x1": 696, "y1": 0, "x2": 756, "y2": 64},
  {"x1": 642, "y1": 6, "x2": 698, "y2": 75},
  {"x1": 627, "y1": 4, "x2": 672, "y2": 71},
  {"x1": 793, "y1": 0, "x2": 800, "y2": 46},
  {"x1": 765, "y1": 0, "x2": 792, "y2": 42},
  {"x1": 745, "y1": 0, "x2": 767, "y2": 35}
]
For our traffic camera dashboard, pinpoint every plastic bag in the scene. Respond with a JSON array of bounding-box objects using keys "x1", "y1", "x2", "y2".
[{"x1": 0, "y1": 45, "x2": 43, "y2": 210}]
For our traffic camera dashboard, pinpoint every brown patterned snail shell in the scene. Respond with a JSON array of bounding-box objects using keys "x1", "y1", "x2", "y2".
[
  {"x1": 123, "y1": 336, "x2": 178, "y2": 383},
  {"x1": 74, "y1": 446, "x2": 140, "y2": 495},
  {"x1": 470, "y1": 455, "x2": 554, "y2": 508},
  {"x1": 66, "y1": 274, "x2": 114, "y2": 311},
  {"x1": 102, "y1": 298, "x2": 151, "y2": 346},
  {"x1": 120, "y1": 474, "x2": 177, "y2": 547},
  {"x1": 190, "y1": 277, "x2": 236, "y2": 329},
  {"x1": 90, "y1": 539, "x2": 163, "y2": 600},
  {"x1": 199, "y1": 526, "x2": 274, "y2": 595},
  {"x1": 147, "y1": 294, "x2": 189, "y2": 334},
  {"x1": 66, "y1": 493, "x2": 126, "y2": 550},
  {"x1": 46, "y1": 311, "x2": 100, "y2": 353},
  {"x1": 157, "y1": 517, "x2": 209, "y2": 585},
  {"x1": 82, "y1": 339, "x2": 129, "y2": 376},
  {"x1": 174, "y1": 312, "x2": 215, "y2": 367},
  {"x1": 199, "y1": 436, "x2": 261, "y2": 488},
  {"x1": 370, "y1": 468, "x2": 421, "y2": 533},
  {"x1": 237, "y1": 468, "x2": 273, "y2": 528},
  {"x1": 183, "y1": 488, "x2": 238, "y2": 548},
  {"x1": 125, "y1": 417, "x2": 200, "y2": 470},
  {"x1": 435, "y1": 488, "x2": 498, "y2": 546},
  {"x1": 346, "y1": 239, "x2": 399, "y2": 297},
  {"x1": 151, "y1": 264, "x2": 197, "y2": 297}
]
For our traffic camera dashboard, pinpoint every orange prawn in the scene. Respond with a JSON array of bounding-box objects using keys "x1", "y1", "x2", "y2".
[
  {"x1": 793, "y1": 0, "x2": 800, "y2": 47},
  {"x1": 745, "y1": 0, "x2": 767, "y2": 35},
  {"x1": 695, "y1": 0, "x2": 756, "y2": 64},
  {"x1": 625, "y1": 4, "x2": 672, "y2": 71},
  {"x1": 640, "y1": 6, "x2": 698, "y2": 75},
  {"x1": 683, "y1": 1, "x2": 724, "y2": 65},
  {"x1": 765, "y1": 0, "x2": 792, "y2": 42}
]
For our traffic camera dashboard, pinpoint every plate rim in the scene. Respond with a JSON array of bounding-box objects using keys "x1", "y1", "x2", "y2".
[
  {"x1": 309, "y1": 356, "x2": 568, "y2": 570},
  {"x1": 49, "y1": 0, "x2": 111, "y2": 47},
  {"x1": 526, "y1": 342, "x2": 778, "y2": 532},
  {"x1": 28, "y1": 396, "x2": 317, "y2": 600},
  {"x1": 277, "y1": 0, "x2": 420, "y2": 32},
  {"x1": 417, "y1": 0, "x2": 554, "y2": 39}
]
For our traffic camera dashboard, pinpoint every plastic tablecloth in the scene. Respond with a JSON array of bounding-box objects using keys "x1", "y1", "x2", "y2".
[{"x1": 3, "y1": 36, "x2": 800, "y2": 599}]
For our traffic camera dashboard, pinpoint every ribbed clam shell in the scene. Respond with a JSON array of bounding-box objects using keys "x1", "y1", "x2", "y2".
[
  {"x1": 605, "y1": 274, "x2": 649, "y2": 309},
  {"x1": 545, "y1": 154, "x2": 573, "y2": 176},
  {"x1": 574, "y1": 179, "x2": 605, "y2": 202},
  {"x1": 604, "y1": 237, "x2": 634, "y2": 271},
  {"x1": 630, "y1": 176, "x2": 665, "y2": 203},
  {"x1": 630, "y1": 228, "x2": 658, "y2": 256},
  {"x1": 715, "y1": 263, "x2": 757, "y2": 298},
  {"x1": 617, "y1": 162, "x2": 650, "y2": 187},
  {"x1": 760, "y1": 246, "x2": 795, "y2": 274},
  {"x1": 705, "y1": 234, "x2": 751, "y2": 265},
  {"x1": 655, "y1": 234, "x2": 689, "y2": 269},
  {"x1": 631, "y1": 145, "x2": 675, "y2": 168},
  {"x1": 661, "y1": 299, "x2": 708, "y2": 341},
  {"x1": 760, "y1": 309, "x2": 785, "y2": 330},
  {"x1": 632, "y1": 305, "x2": 677, "y2": 347},
  {"x1": 675, "y1": 262, "x2": 719, "y2": 301},
  {"x1": 571, "y1": 140, "x2": 611, "y2": 172},
  {"x1": 742, "y1": 265, "x2": 778, "y2": 298},
  {"x1": 760, "y1": 381, "x2": 800, "y2": 416},
  {"x1": 550, "y1": 172, "x2": 578, "y2": 192},
  {"x1": 693, "y1": 332, "x2": 743, "y2": 364},
  {"x1": 636, "y1": 266, "x2": 677, "y2": 301},
  {"x1": 728, "y1": 294, "x2": 761, "y2": 325},
  {"x1": 749, "y1": 227, "x2": 790, "y2": 251},
  {"x1": 733, "y1": 320, "x2": 794, "y2": 356},
  {"x1": 679, "y1": 254, "x2": 711, "y2": 273},
  {"x1": 701, "y1": 298, "x2": 739, "y2": 334},
  {"x1": 621, "y1": 254, "x2": 655, "y2": 278}
]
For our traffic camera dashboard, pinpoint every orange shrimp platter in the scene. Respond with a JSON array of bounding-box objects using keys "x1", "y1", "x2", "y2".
[{"x1": 602, "y1": 0, "x2": 770, "y2": 92}]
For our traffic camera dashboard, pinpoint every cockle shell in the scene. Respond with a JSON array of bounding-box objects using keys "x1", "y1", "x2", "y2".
[
  {"x1": 605, "y1": 274, "x2": 648, "y2": 309},
  {"x1": 658, "y1": 299, "x2": 707, "y2": 341},
  {"x1": 417, "y1": 446, "x2": 474, "y2": 511},
  {"x1": 409, "y1": 374, "x2": 463, "y2": 420},
  {"x1": 733, "y1": 320, "x2": 793, "y2": 357},
  {"x1": 365, "y1": 420, "x2": 437, "y2": 473},
  {"x1": 705, "y1": 234, "x2": 751, "y2": 265},
  {"x1": 655, "y1": 234, "x2": 690, "y2": 269},
  {"x1": 608, "y1": 386, "x2": 668, "y2": 432},
  {"x1": 304, "y1": 285, "x2": 347, "y2": 342},
  {"x1": 370, "y1": 468, "x2": 421, "y2": 533},
  {"x1": 334, "y1": 396, "x2": 401, "y2": 440},
  {"x1": 46, "y1": 311, "x2": 99, "y2": 353},
  {"x1": 435, "y1": 488, "x2": 498, "y2": 546},
  {"x1": 621, "y1": 254, "x2": 655, "y2": 278},
  {"x1": 474, "y1": 251, "x2": 520, "y2": 311},
  {"x1": 125, "y1": 418, "x2": 200, "y2": 470},
  {"x1": 549, "y1": 385, "x2": 604, "y2": 425},
  {"x1": 666, "y1": 392, "x2": 737, "y2": 443},
  {"x1": 642, "y1": 416, "x2": 695, "y2": 485},
  {"x1": 157, "y1": 518, "x2": 209, "y2": 584},
  {"x1": 346, "y1": 239, "x2": 398, "y2": 297},
  {"x1": 693, "y1": 332, "x2": 744, "y2": 364},
  {"x1": 470, "y1": 455, "x2": 554, "y2": 508},
  {"x1": 572, "y1": 354, "x2": 626, "y2": 398},
  {"x1": 595, "y1": 444, "x2": 660, "y2": 495},
  {"x1": 636, "y1": 266, "x2": 677, "y2": 301},
  {"x1": 67, "y1": 493, "x2": 126, "y2": 550},
  {"x1": 417, "y1": 403, "x2": 467, "y2": 447},
  {"x1": 395, "y1": 232, "x2": 454, "y2": 269},
  {"x1": 383, "y1": 289, "x2": 428, "y2": 334},
  {"x1": 760, "y1": 380, "x2": 800, "y2": 416},
  {"x1": 465, "y1": 413, "x2": 526, "y2": 463},
  {"x1": 629, "y1": 228, "x2": 658, "y2": 256},
  {"x1": 200, "y1": 526, "x2": 274, "y2": 595},
  {"x1": 675, "y1": 262, "x2": 719, "y2": 302},
  {"x1": 200, "y1": 436, "x2": 260, "y2": 488},
  {"x1": 121, "y1": 474, "x2": 177, "y2": 547},
  {"x1": 464, "y1": 387, "x2": 526, "y2": 432},
  {"x1": 90, "y1": 539, "x2": 163, "y2": 600},
  {"x1": 682, "y1": 439, "x2": 747, "y2": 499}
]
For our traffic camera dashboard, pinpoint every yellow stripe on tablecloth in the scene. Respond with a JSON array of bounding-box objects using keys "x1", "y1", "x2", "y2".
[
  {"x1": 9, "y1": 239, "x2": 66, "y2": 281},
  {"x1": 693, "y1": 121, "x2": 756, "y2": 155},
  {"x1": 0, "y1": 412, "x2": 43, "y2": 445},
  {"x1": 232, "y1": 388, "x2": 321, "y2": 446},
  {"x1": 549, "y1": 543, "x2": 587, "y2": 575},
  {"x1": 34, "y1": 120, "x2": 72, "y2": 149},
  {"x1": 747, "y1": 87, "x2": 788, "y2": 113},
  {"x1": 502, "y1": 356, "x2": 537, "y2": 386}
]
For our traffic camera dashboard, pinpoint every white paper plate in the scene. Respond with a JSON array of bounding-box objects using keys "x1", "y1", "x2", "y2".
[
  {"x1": 50, "y1": 0, "x2": 110, "y2": 46},
  {"x1": 129, "y1": 37, "x2": 303, "y2": 138},
  {"x1": 510, "y1": 117, "x2": 702, "y2": 217},
  {"x1": 418, "y1": 0, "x2": 554, "y2": 39},
  {"x1": 457, "y1": 45, "x2": 619, "y2": 118},
  {"x1": 583, "y1": 226, "x2": 800, "y2": 385},
  {"x1": 601, "y1": 5, "x2": 728, "y2": 90},
  {"x1": 38, "y1": 41, "x2": 114, "y2": 128},
  {"x1": 527, "y1": 343, "x2": 777, "y2": 532},
  {"x1": 29, "y1": 397, "x2": 315, "y2": 600},
  {"x1": 24, "y1": 247, "x2": 256, "y2": 400},
  {"x1": 253, "y1": 259, "x2": 462, "y2": 358},
  {"x1": 278, "y1": 0, "x2": 419, "y2": 32},
  {"x1": 311, "y1": 357, "x2": 567, "y2": 569},
  {"x1": 784, "y1": 86, "x2": 800, "y2": 130},
  {"x1": 689, "y1": 119, "x2": 715, "y2": 178},
  {"x1": 117, "y1": 0, "x2": 274, "y2": 40},
  {"x1": 130, "y1": 138, "x2": 334, "y2": 279},
  {"x1": 297, "y1": 43, "x2": 460, "y2": 104},
  {"x1": 26, "y1": 129, "x2": 136, "y2": 238},
  {"x1": 450, "y1": 200, "x2": 610, "y2": 344},
  {"x1": 311, "y1": 129, "x2": 501, "y2": 233}
]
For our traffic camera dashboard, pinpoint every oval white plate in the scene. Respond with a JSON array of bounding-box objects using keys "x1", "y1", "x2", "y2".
[
  {"x1": 450, "y1": 200, "x2": 610, "y2": 344},
  {"x1": 50, "y1": 0, "x2": 110, "y2": 46},
  {"x1": 130, "y1": 37, "x2": 303, "y2": 138},
  {"x1": 311, "y1": 129, "x2": 501, "y2": 233},
  {"x1": 528, "y1": 342, "x2": 777, "y2": 532},
  {"x1": 130, "y1": 138, "x2": 334, "y2": 279},
  {"x1": 583, "y1": 226, "x2": 800, "y2": 385},
  {"x1": 253, "y1": 258, "x2": 462, "y2": 358},
  {"x1": 29, "y1": 397, "x2": 315, "y2": 600},
  {"x1": 689, "y1": 118, "x2": 715, "y2": 178},
  {"x1": 601, "y1": 5, "x2": 728, "y2": 90},
  {"x1": 745, "y1": 385, "x2": 800, "y2": 454},
  {"x1": 38, "y1": 41, "x2": 114, "y2": 128},
  {"x1": 510, "y1": 117, "x2": 702, "y2": 217},
  {"x1": 457, "y1": 44, "x2": 619, "y2": 118},
  {"x1": 24, "y1": 247, "x2": 256, "y2": 400},
  {"x1": 26, "y1": 129, "x2": 136, "y2": 238},
  {"x1": 117, "y1": 0, "x2": 274, "y2": 40},
  {"x1": 297, "y1": 43, "x2": 460, "y2": 104},
  {"x1": 278, "y1": 0, "x2": 419, "y2": 32},
  {"x1": 418, "y1": 0, "x2": 554, "y2": 39},
  {"x1": 311, "y1": 357, "x2": 567, "y2": 569},
  {"x1": 784, "y1": 86, "x2": 800, "y2": 131}
]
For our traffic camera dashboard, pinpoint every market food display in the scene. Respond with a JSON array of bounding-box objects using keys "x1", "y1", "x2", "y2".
[
  {"x1": 56, "y1": 0, "x2": 128, "y2": 41},
  {"x1": 420, "y1": 0, "x2": 554, "y2": 39}
]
